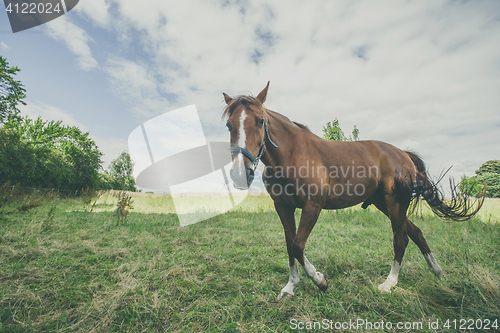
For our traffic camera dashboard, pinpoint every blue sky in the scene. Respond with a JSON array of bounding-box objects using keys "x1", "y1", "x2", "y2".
[{"x1": 1, "y1": 0, "x2": 499, "y2": 189}]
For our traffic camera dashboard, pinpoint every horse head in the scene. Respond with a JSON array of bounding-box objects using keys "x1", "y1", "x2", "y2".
[{"x1": 223, "y1": 82, "x2": 275, "y2": 190}]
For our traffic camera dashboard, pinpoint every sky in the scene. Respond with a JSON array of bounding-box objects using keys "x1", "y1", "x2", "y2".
[{"x1": 1, "y1": 0, "x2": 499, "y2": 193}]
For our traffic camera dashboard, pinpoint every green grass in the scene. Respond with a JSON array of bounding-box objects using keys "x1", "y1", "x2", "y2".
[{"x1": 0, "y1": 193, "x2": 499, "y2": 332}]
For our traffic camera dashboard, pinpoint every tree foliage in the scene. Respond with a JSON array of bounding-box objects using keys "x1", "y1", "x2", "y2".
[
  {"x1": 478, "y1": 173, "x2": 500, "y2": 198},
  {"x1": 0, "y1": 116, "x2": 103, "y2": 191},
  {"x1": 475, "y1": 160, "x2": 500, "y2": 198},
  {"x1": 323, "y1": 118, "x2": 359, "y2": 141},
  {"x1": 99, "y1": 151, "x2": 136, "y2": 191},
  {"x1": 459, "y1": 160, "x2": 500, "y2": 198},
  {"x1": 0, "y1": 56, "x2": 26, "y2": 123},
  {"x1": 458, "y1": 175, "x2": 483, "y2": 198},
  {"x1": 476, "y1": 160, "x2": 500, "y2": 175}
]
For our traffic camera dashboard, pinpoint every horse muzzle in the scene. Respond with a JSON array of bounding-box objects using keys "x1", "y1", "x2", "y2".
[{"x1": 230, "y1": 165, "x2": 255, "y2": 190}]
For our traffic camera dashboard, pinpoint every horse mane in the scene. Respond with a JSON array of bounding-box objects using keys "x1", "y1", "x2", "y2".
[
  {"x1": 293, "y1": 121, "x2": 310, "y2": 131},
  {"x1": 222, "y1": 94, "x2": 311, "y2": 132},
  {"x1": 222, "y1": 95, "x2": 260, "y2": 119},
  {"x1": 266, "y1": 109, "x2": 311, "y2": 132}
]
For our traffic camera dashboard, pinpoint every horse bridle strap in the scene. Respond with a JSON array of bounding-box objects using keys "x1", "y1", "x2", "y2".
[{"x1": 230, "y1": 119, "x2": 278, "y2": 170}]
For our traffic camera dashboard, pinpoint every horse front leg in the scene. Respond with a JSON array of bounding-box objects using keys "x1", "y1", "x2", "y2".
[
  {"x1": 293, "y1": 201, "x2": 328, "y2": 292},
  {"x1": 274, "y1": 202, "x2": 299, "y2": 300}
]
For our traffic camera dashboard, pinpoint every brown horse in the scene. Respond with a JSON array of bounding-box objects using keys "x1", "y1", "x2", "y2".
[{"x1": 223, "y1": 82, "x2": 484, "y2": 299}]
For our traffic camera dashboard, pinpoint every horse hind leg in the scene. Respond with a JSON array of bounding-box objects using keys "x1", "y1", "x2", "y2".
[
  {"x1": 302, "y1": 254, "x2": 328, "y2": 291},
  {"x1": 379, "y1": 218, "x2": 443, "y2": 293},
  {"x1": 378, "y1": 221, "x2": 409, "y2": 292},
  {"x1": 375, "y1": 196, "x2": 442, "y2": 293},
  {"x1": 407, "y1": 219, "x2": 443, "y2": 278},
  {"x1": 375, "y1": 196, "x2": 410, "y2": 293}
]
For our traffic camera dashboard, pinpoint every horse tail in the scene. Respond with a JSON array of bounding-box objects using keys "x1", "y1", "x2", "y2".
[{"x1": 404, "y1": 151, "x2": 486, "y2": 221}]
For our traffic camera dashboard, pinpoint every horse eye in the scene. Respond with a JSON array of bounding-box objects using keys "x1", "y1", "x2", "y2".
[
  {"x1": 258, "y1": 118, "x2": 265, "y2": 127},
  {"x1": 226, "y1": 122, "x2": 232, "y2": 131}
]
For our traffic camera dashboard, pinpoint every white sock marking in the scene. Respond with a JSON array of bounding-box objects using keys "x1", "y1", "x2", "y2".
[
  {"x1": 378, "y1": 260, "x2": 401, "y2": 292},
  {"x1": 281, "y1": 258, "x2": 300, "y2": 295},
  {"x1": 425, "y1": 253, "x2": 443, "y2": 277},
  {"x1": 303, "y1": 255, "x2": 324, "y2": 286}
]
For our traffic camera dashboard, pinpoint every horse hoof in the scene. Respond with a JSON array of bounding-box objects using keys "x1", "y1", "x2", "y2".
[
  {"x1": 377, "y1": 282, "x2": 392, "y2": 293},
  {"x1": 277, "y1": 292, "x2": 293, "y2": 301},
  {"x1": 318, "y1": 276, "x2": 328, "y2": 292},
  {"x1": 432, "y1": 268, "x2": 443, "y2": 279}
]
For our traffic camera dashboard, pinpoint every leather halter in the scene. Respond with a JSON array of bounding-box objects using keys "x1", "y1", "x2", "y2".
[{"x1": 230, "y1": 119, "x2": 278, "y2": 171}]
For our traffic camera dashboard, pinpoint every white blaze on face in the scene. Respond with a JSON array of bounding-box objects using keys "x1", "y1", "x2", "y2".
[{"x1": 236, "y1": 109, "x2": 247, "y2": 177}]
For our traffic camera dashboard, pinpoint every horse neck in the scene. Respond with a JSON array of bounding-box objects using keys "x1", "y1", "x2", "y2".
[{"x1": 261, "y1": 110, "x2": 296, "y2": 168}]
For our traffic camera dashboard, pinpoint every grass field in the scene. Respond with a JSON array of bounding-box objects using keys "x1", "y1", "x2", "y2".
[{"x1": 0, "y1": 192, "x2": 499, "y2": 332}]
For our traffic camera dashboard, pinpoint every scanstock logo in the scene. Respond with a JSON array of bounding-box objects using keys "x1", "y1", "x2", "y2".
[
  {"x1": 128, "y1": 105, "x2": 249, "y2": 227},
  {"x1": 4, "y1": 0, "x2": 79, "y2": 33}
]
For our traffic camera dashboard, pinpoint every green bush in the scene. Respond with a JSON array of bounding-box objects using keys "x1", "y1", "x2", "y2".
[
  {"x1": 458, "y1": 174, "x2": 483, "y2": 197},
  {"x1": 0, "y1": 116, "x2": 102, "y2": 191},
  {"x1": 0, "y1": 129, "x2": 36, "y2": 185},
  {"x1": 97, "y1": 172, "x2": 115, "y2": 191}
]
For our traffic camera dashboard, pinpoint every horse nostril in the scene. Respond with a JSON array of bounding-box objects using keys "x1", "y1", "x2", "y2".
[
  {"x1": 229, "y1": 164, "x2": 254, "y2": 189},
  {"x1": 246, "y1": 168, "x2": 255, "y2": 185}
]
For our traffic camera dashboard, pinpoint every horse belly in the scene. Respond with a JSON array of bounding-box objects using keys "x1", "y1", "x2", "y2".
[
  {"x1": 264, "y1": 175, "x2": 378, "y2": 210},
  {"x1": 323, "y1": 177, "x2": 379, "y2": 209}
]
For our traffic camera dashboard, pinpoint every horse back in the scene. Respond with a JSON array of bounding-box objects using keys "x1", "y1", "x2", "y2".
[{"x1": 264, "y1": 136, "x2": 416, "y2": 209}]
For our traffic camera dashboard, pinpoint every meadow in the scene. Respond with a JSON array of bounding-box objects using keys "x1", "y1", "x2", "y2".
[{"x1": 0, "y1": 192, "x2": 499, "y2": 332}]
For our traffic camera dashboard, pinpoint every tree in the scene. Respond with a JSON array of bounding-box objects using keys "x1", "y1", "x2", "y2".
[
  {"x1": 323, "y1": 118, "x2": 359, "y2": 141},
  {"x1": 0, "y1": 56, "x2": 26, "y2": 123},
  {"x1": 475, "y1": 160, "x2": 500, "y2": 198},
  {"x1": 478, "y1": 173, "x2": 500, "y2": 198},
  {"x1": 476, "y1": 160, "x2": 500, "y2": 175},
  {"x1": 1, "y1": 116, "x2": 103, "y2": 191},
  {"x1": 351, "y1": 125, "x2": 359, "y2": 141},
  {"x1": 459, "y1": 160, "x2": 500, "y2": 198},
  {"x1": 101, "y1": 151, "x2": 136, "y2": 191}
]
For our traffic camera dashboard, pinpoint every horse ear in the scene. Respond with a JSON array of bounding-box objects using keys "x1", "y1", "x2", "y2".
[
  {"x1": 223, "y1": 93, "x2": 233, "y2": 104},
  {"x1": 256, "y1": 81, "x2": 270, "y2": 104}
]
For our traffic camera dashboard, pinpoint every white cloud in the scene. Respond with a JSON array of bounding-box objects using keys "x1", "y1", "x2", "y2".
[
  {"x1": 45, "y1": 16, "x2": 99, "y2": 71},
  {"x1": 0, "y1": 42, "x2": 10, "y2": 50},
  {"x1": 104, "y1": 57, "x2": 172, "y2": 119},
  {"x1": 74, "y1": 0, "x2": 111, "y2": 27}
]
